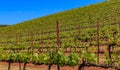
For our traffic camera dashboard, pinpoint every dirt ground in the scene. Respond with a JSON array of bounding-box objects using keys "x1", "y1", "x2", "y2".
[{"x1": 0, "y1": 62, "x2": 114, "y2": 70}]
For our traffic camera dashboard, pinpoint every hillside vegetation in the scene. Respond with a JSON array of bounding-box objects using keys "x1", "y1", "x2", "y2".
[
  {"x1": 1, "y1": 0, "x2": 120, "y2": 70},
  {"x1": 0, "y1": 0, "x2": 119, "y2": 46},
  {"x1": 0, "y1": 0, "x2": 120, "y2": 35}
]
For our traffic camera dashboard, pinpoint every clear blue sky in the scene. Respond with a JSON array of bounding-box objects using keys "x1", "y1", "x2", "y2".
[{"x1": 0, "y1": 0, "x2": 105, "y2": 25}]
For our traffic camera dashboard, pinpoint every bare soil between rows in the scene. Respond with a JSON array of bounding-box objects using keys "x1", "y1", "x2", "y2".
[{"x1": 0, "y1": 61, "x2": 114, "y2": 70}]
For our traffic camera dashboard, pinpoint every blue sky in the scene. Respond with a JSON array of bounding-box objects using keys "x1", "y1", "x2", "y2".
[{"x1": 0, "y1": 0, "x2": 105, "y2": 25}]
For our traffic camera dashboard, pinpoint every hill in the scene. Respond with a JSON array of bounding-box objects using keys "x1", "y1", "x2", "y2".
[
  {"x1": 0, "y1": 0, "x2": 119, "y2": 35},
  {"x1": 0, "y1": 0, "x2": 120, "y2": 46},
  {"x1": 0, "y1": 0, "x2": 120, "y2": 69}
]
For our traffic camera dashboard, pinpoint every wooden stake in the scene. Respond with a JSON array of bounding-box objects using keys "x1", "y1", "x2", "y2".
[
  {"x1": 56, "y1": 20, "x2": 60, "y2": 47},
  {"x1": 78, "y1": 24, "x2": 80, "y2": 35},
  {"x1": 96, "y1": 20, "x2": 100, "y2": 64}
]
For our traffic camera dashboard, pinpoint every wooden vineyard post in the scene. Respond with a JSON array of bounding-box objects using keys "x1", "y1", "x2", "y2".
[
  {"x1": 56, "y1": 20, "x2": 61, "y2": 48},
  {"x1": 78, "y1": 24, "x2": 80, "y2": 35},
  {"x1": 114, "y1": 17, "x2": 118, "y2": 29},
  {"x1": 16, "y1": 35, "x2": 19, "y2": 52},
  {"x1": 88, "y1": 13, "x2": 91, "y2": 52},
  {"x1": 30, "y1": 32, "x2": 34, "y2": 55},
  {"x1": 88, "y1": 13, "x2": 91, "y2": 24},
  {"x1": 77, "y1": 24, "x2": 81, "y2": 52},
  {"x1": 16, "y1": 34, "x2": 21, "y2": 70},
  {"x1": 7, "y1": 30, "x2": 12, "y2": 70},
  {"x1": 103, "y1": 19, "x2": 105, "y2": 27},
  {"x1": 56, "y1": 20, "x2": 61, "y2": 69},
  {"x1": 7, "y1": 30, "x2": 12, "y2": 52},
  {"x1": 38, "y1": 31, "x2": 43, "y2": 53},
  {"x1": 110, "y1": 13, "x2": 112, "y2": 25},
  {"x1": 114, "y1": 18, "x2": 116, "y2": 25},
  {"x1": 96, "y1": 20, "x2": 100, "y2": 64}
]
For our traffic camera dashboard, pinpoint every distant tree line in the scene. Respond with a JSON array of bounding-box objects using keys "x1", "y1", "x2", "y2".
[{"x1": 0, "y1": 25, "x2": 9, "y2": 27}]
